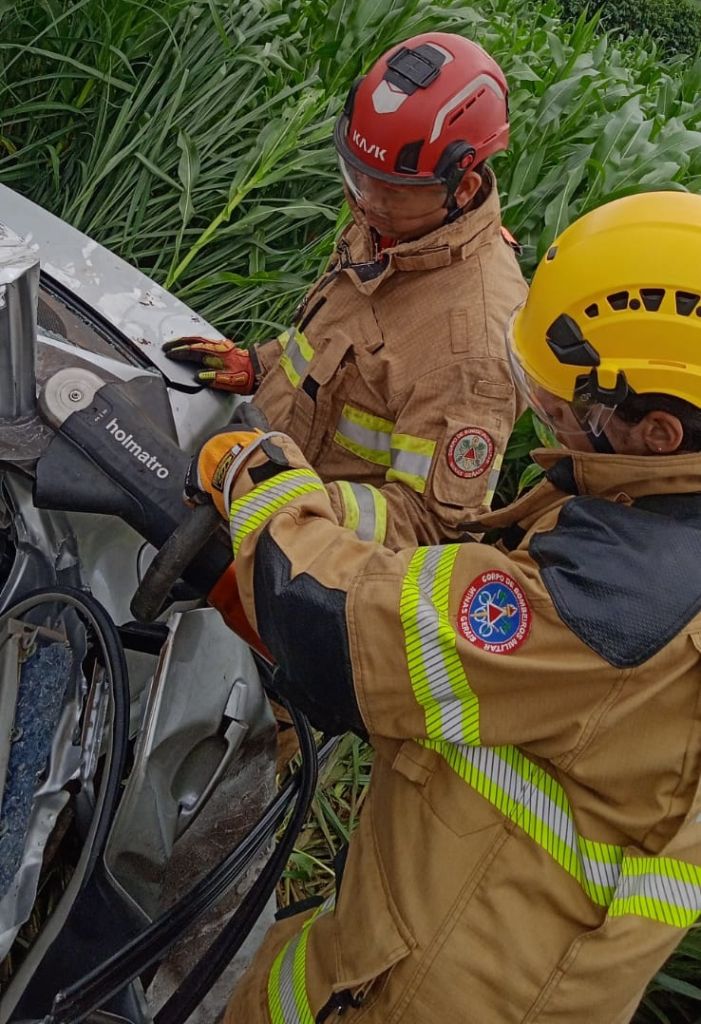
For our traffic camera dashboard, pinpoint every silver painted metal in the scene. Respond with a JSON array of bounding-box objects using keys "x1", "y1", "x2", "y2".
[
  {"x1": 0, "y1": 184, "x2": 226, "y2": 388},
  {"x1": 104, "y1": 608, "x2": 272, "y2": 919}
]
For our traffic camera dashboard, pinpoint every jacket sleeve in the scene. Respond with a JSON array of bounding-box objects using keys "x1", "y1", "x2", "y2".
[
  {"x1": 251, "y1": 337, "x2": 283, "y2": 382},
  {"x1": 325, "y1": 356, "x2": 517, "y2": 550},
  {"x1": 229, "y1": 444, "x2": 614, "y2": 755}
]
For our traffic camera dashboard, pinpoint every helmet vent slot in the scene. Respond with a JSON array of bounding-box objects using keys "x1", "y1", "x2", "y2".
[
  {"x1": 640, "y1": 288, "x2": 665, "y2": 311},
  {"x1": 676, "y1": 291, "x2": 700, "y2": 317},
  {"x1": 448, "y1": 95, "x2": 477, "y2": 126},
  {"x1": 584, "y1": 304, "x2": 599, "y2": 318},
  {"x1": 607, "y1": 291, "x2": 629, "y2": 310}
]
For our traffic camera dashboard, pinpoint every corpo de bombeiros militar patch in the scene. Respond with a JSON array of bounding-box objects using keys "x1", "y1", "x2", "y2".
[
  {"x1": 458, "y1": 570, "x2": 531, "y2": 655},
  {"x1": 447, "y1": 427, "x2": 494, "y2": 478}
]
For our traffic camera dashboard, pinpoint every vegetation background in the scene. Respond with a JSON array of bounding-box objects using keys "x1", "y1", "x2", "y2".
[{"x1": 2, "y1": 0, "x2": 701, "y2": 1018}]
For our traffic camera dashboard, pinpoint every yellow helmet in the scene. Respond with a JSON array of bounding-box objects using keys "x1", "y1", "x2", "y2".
[{"x1": 510, "y1": 191, "x2": 701, "y2": 418}]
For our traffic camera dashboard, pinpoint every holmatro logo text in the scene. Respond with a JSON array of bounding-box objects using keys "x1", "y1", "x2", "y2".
[{"x1": 105, "y1": 417, "x2": 169, "y2": 479}]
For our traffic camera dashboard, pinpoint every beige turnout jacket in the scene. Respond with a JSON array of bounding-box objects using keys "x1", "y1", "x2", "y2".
[
  {"x1": 222, "y1": 441, "x2": 701, "y2": 1024},
  {"x1": 251, "y1": 176, "x2": 526, "y2": 549}
]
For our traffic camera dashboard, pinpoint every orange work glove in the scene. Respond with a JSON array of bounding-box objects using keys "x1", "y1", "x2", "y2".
[
  {"x1": 162, "y1": 337, "x2": 256, "y2": 394},
  {"x1": 190, "y1": 428, "x2": 264, "y2": 518}
]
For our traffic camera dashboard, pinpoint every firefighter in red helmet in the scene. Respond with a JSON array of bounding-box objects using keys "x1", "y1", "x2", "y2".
[{"x1": 165, "y1": 33, "x2": 526, "y2": 552}]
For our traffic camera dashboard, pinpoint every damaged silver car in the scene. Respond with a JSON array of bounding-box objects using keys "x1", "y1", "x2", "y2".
[{"x1": 0, "y1": 186, "x2": 314, "y2": 1024}]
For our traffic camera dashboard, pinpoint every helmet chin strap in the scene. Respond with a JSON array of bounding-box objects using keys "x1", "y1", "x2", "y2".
[
  {"x1": 572, "y1": 407, "x2": 616, "y2": 454},
  {"x1": 586, "y1": 427, "x2": 616, "y2": 454}
]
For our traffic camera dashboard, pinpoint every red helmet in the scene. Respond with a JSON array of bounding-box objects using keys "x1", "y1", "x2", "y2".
[{"x1": 334, "y1": 32, "x2": 509, "y2": 196}]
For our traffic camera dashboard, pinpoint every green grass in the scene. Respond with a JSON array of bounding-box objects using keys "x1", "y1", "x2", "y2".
[{"x1": 3, "y1": 0, "x2": 701, "y2": 1017}]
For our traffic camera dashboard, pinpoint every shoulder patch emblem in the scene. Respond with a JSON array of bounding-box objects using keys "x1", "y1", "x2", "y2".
[
  {"x1": 447, "y1": 427, "x2": 494, "y2": 478},
  {"x1": 458, "y1": 570, "x2": 531, "y2": 655}
]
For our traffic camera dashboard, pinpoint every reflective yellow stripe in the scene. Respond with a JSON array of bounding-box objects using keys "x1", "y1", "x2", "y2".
[
  {"x1": 609, "y1": 856, "x2": 701, "y2": 927},
  {"x1": 277, "y1": 327, "x2": 314, "y2": 389},
  {"x1": 268, "y1": 897, "x2": 336, "y2": 1023},
  {"x1": 424, "y1": 738, "x2": 701, "y2": 927},
  {"x1": 337, "y1": 480, "x2": 387, "y2": 544},
  {"x1": 387, "y1": 432, "x2": 437, "y2": 494},
  {"x1": 400, "y1": 546, "x2": 480, "y2": 745},
  {"x1": 371, "y1": 485, "x2": 388, "y2": 544},
  {"x1": 333, "y1": 406, "x2": 437, "y2": 492},
  {"x1": 337, "y1": 480, "x2": 360, "y2": 532},
  {"x1": 343, "y1": 405, "x2": 394, "y2": 434},
  {"x1": 484, "y1": 452, "x2": 503, "y2": 506},
  {"x1": 229, "y1": 469, "x2": 324, "y2": 557},
  {"x1": 334, "y1": 404, "x2": 393, "y2": 467}
]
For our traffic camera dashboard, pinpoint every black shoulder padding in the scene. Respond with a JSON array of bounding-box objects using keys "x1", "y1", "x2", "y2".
[
  {"x1": 530, "y1": 493, "x2": 701, "y2": 667},
  {"x1": 253, "y1": 530, "x2": 366, "y2": 736}
]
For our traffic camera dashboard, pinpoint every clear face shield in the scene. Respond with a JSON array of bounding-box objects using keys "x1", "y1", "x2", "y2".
[{"x1": 506, "y1": 315, "x2": 620, "y2": 447}]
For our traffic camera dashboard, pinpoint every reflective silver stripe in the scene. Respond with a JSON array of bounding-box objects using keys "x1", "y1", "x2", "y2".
[
  {"x1": 229, "y1": 469, "x2": 323, "y2": 557},
  {"x1": 354, "y1": 483, "x2": 378, "y2": 541},
  {"x1": 484, "y1": 453, "x2": 503, "y2": 506},
  {"x1": 390, "y1": 447, "x2": 432, "y2": 481},
  {"x1": 345, "y1": 482, "x2": 386, "y2": 542},
  {"x1": 425, "y1": 737, "x2": 701, "y2": 925},
  {"x1": 414, "y1": 547, "x2": 477, "y2": 744},
  {"x1": 581, "y1": 851, "x2": 619, "y2": 892},
  {"x1": 611, "y1": 861, "x2": 701, "y2": 925},
  {"x1": 616, "y1": 870, "x2": 701, "y2": 911},
  {"x1": 284, "y1": 331, "x2": 309, "y2": 380},
  {"x1": 424, "y1": 739, "x2": 622, "y2": 903},
  {"x1": 336, "y1": 413, "x2": 392, "y2": 464},
  {"x1": 277, "y1": 937, "x2": 302, "y2": 1024},
  {"x1": 463, "y1": 744, "x2": 617, "y2": 898},
  {"x1": 268, "y1": 893, "x2": 336, "y2": 1024}
]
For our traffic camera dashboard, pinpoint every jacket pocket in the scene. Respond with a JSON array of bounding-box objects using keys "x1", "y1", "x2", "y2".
[
  {"x1": 431, "y1": 411, "x2": 506, "y2": 513},
  {"x1": 392, "y1": 739, "x2": 506, "y2": 838},
  {"x1": 312, "y1": 789, "x2": 414, "y2": 1020}
]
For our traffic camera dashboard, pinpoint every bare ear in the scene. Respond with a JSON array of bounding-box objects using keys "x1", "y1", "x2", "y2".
[
  {"x1": 453, "y1": 170, "x2": 482, "y2": 209},
  {"x1": 639, "y1": 410, "x2": 685, "y2": 454}
]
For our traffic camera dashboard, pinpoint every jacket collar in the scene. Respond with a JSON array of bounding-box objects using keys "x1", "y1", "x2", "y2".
[
  {"x1": 338, "y1": 169, "x2": 503, "y2": 295},
  {"x1": 474, "y1": 448, "x2": 701, "y2": 532},
  {"x1": 535, "y1": 447, "x2": 701, "y2": 499}
]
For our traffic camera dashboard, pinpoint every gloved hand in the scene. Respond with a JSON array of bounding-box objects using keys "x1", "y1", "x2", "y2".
[
  {"x1": 187, "y1": 428, "x2": 264, "y2": 518},
  {"x1": 162, "y1": 337, "x2": 256, "y2": 394}
]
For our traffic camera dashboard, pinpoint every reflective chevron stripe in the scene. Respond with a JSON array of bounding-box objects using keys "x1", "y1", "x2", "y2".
[
  {"x1": 337, "y1": 480, "x2": 388, "y2": 543},
  {"x1": 400, "y1": 545, "x2": 480, "y2": 745},
  {"x1": 387, "y1": 432, "x2": 436, "y2": 494},
  {"x1": 424, "y1": 738, "x2": 701, "y2": 926},
  {"x1": 268, "y1": 897, "x2": 335, "y2": 1024},
  {"x1": 278, "y1": 327, "x2": 314, "y2": 388},
  {"x1": 229, "y1": 469, "x2": 324, "y2": 557},
  {"x1": 609, "y1": 857, "x2": 701, "y2": 928},
  {"x1": 334, "y1": 405, "x2": 393, "y2": 467}
]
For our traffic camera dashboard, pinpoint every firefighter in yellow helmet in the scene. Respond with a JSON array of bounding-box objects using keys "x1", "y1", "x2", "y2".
[{"x1": 194, "y1": 190, "x2": 701, "y2": 1023}]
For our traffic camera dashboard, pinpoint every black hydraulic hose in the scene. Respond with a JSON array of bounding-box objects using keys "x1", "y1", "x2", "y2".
[
  {"x1": 153, "y1": 700, "x2": 321, "y2": 1024},
  {"x1": 47, "y1": 727, "x2": 336, "y2": 1024},
  {"x1": 0, "y1": 587, "x2": 130, "y2": 878}
]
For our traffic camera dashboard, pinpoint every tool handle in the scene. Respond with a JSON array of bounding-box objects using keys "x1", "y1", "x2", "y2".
[
  {"x1": 130, "y1": 502, "x2": 222, "y2": 621},
  {"x1": 129, "y1": 400, "x2": 269, "y2": 622}
]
